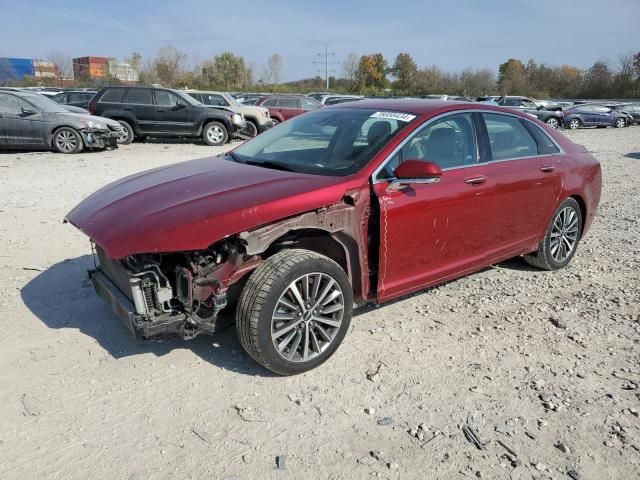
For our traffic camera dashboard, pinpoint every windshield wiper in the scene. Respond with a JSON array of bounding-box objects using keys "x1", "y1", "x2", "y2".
[
  {"x1": 245, "y1": 160, "x2": 295, "y2": 172},
  {"x1": 225, "y1": 151, "x2": 243, "y2": 163}
]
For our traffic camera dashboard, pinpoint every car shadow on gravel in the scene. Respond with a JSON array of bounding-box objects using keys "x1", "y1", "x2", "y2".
[
  {"x1": 21, "y1": 254, "x2": 277, "y2": 377},
  {"x1": 624, "y1": 152, "x2": 640, "y2": 160}
]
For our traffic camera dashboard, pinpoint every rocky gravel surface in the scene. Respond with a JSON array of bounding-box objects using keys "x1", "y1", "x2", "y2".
[{"x1": 0, "y1": 128, "x2": 639, "y2": 480}]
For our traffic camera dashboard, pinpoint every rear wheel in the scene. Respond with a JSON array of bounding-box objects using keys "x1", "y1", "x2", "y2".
[
  {"x1": 53, "y1": 127, "x2": 83, "y2": 154},
  {"x1": 236, "y1": 249, "x2": 352, "y2": 375},
  {"x1": 568, "y1": 118, "x2": 581, "y2": 130},
  {"x1": 524, "y1": 198, "x2": 582, "y2": 270},
  {"x1": 242, "y1": 121, "x2": 258, "y2": 137},
  {"x1": 545, "y1": 117, "x2": 560, "y2": 129},
  {"x1": 615, "y1": 117, "x2": 626, "y2": 128},
  {"x1": 202, "y1": 121, "x2": 228, "y2": 146},
  {"x1": 116, "y1": 120, "x2": 134, "y2": 145}
]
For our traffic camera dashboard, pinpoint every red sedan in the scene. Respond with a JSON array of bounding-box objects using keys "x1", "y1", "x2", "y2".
[{"x1": 67, "y1": 100, "x2": 601, "y2": 375}]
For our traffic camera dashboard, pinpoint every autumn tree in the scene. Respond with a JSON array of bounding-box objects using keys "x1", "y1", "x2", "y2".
[
  {"x1": 497, "y1": 58, "x2": 527, "y2": 94},
  {"x1": 356, "y1": 53, "x2": 388, "y2": 92},
  {"x1": 391, "y1": 53, "x2": 417, "y2": 93},
  {"x1": 153, "y1": 46, "x2": 186, "y2": 87},
  {"x1": 47, "y1": 52, "x2": 73, "y2": 86},
  {"x1": 127, "y1": 52, "x2": 142, "y2": 72}
]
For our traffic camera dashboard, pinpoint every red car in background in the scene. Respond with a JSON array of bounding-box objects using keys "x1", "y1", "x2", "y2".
[
  {"x1": 67, "y1": 100, "x2": 601, "y2": 375},
  {"x1": 255, "y1": 94, "x2": 322, "y2": 124}
]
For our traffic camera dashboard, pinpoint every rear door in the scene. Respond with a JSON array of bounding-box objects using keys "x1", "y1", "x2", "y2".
[
  {"x1": 594, "y1": 105, "x2": 613, "y2": 126},
  {"x1": 479, "y1": 112, "x2": 563, "y2": 256},
  {"x1": 372, "y1": 112, "x2": 497, "y2": 301},
  {"x1": 122, "y1": 88, "x2": 156, "y2": 133},
  {"x1": 153, "y1": 90, "x2": 194, "y2": 134},
  {"x1": 277, "y1": 98, "x2": 303, "y2": 120}
]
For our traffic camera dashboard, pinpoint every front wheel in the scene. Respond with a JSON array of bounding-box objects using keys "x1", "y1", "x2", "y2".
[
  {"x1": 236, "y1": 249, "x2": 353, "y2": 375},
  {"x1": 545, "y1": 117, "x2": 560, "y2": 129},
  {"x1": 524, "y1": 198, "x2": 582, "y2": 270},
  {"x1": 615, "y1": 118, "x2": 626, "y2": 128},
  {"x1": 202, "y1": 122, "x2": 228, "y2": 146},
  {"x1": 53, "y1": 127, "x2": 83, "y2": 154},
  {"x1": 241, "y1": 121, "x2": 258, "y2": 137},
  {"x1": 116, "y1": 120, "x2": 134, "y2": 145}
]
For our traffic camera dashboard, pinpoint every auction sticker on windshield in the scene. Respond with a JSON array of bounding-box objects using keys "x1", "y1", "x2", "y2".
[{"x1": 370, "y1": 111, "x2": 416, "y2": 122}]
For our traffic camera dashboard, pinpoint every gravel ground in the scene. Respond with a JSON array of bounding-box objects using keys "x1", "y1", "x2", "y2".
[{"x1": 0, "y1": 128, "x2": 639, "y2": 480}]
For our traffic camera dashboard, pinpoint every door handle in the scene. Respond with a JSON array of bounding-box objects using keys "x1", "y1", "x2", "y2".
[
  {"x1": 464, "y1": 176, "x2": 487, "y2": 185},
  {"x1": 540, "y1": 165, "x2": 555, "y2": 172}
]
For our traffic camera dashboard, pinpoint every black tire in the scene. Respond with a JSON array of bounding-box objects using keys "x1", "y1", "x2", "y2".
[
  {"x1": 116, "y1": 120, "x2": 134, "y2": 145},
  {"x1": 524, "y1": 198, "x2": 583, "y2": 270},
  {"x1": 236, "y1": 249, "x2": 353, "y2": 375},
  {"x1": 271, "y1": 118, "x2": 280, "y2": 126},
  {"x1": 53, "y1": 127, "x2": 83, "y2": 154},
  {"x1": 242, "y1": 120, "x2": 258, "y2": 137},
  {"x1": 202, "y1": 121, "x2": 228, "y2": 146},
  {"x1": 545, "y1": 117, "x2": 560, "y2": 129},
  {"x1": 568, "y1": 118, "x2": 581, "y2": 130}
]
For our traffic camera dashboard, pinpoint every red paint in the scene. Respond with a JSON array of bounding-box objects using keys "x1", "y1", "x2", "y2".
[
  {"x1": 255, "y1": 95, "x2": 322, "y2": 123},
  {"x1": 394, "y1": 159, "x2": 442, "y2": 179},
  {"x1": 67, "y1": 100, "x2": 602, "y2": 305}
]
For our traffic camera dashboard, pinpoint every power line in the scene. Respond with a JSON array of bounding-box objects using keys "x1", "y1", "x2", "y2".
[{"x1": 312, "y1": 43, "x2": 337, "y2": 89}]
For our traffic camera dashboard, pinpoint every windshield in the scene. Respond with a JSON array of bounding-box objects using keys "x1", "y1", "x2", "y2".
[
  {"x1": 23, "y1": 94, "x2": 68, "y2": 113},
  {"x1": 230, "y1": 108, "x2": 416, "y2": 176},
  {"x1": 223, "y1": 93, "x2": 240, "y2": 106}
]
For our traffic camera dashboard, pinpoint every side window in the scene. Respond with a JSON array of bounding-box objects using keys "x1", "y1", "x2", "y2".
[
  {"x1": 377, "y1": 113, "x2": 477, "y2": 180},
  {"x1": 594, "y1": 106, "x2": 610, "y2": 113},
  {"x1": 187, "y1": 93, "x2": 202, "y2": 103},
  {"x1": 278, "y1": 98, "x2": 299, "y2": 108},
  {"x1": 483, "y1": 113, "x2": 538, "y2": 160},
  {"x1": 261, "y1": 98, "x2": 277, "y2": 107},
  {"x1": 69, "y1": 93, "x2": 86, "y2": 103},
  {"x1": 523, "y1": 122, "x2": 560, "y2": 155},
  {"x1": 502, "y1": 98, "x2": 519, "y2": 106},
  {"x1": 204, "y1": 94, "x2": 228, "y2": 106},
  {"x1": 124, "y1": 88, "x2": 153, "y2": 105},
  {"x1": 301, "y1": 98, "x2": 320, "y2": 109},
  {"x1": 0, "y1": 93, "x2": 24, "y2": 114},
  {"x1": 155, "y1": 91, "x2": 180, "y2": 107},
  {"x1": 99, "y1": 88, "x2": 125, "y2": 103},
  {"x1": 521, "y1": 99, "x2": 537, "y2": 109}
]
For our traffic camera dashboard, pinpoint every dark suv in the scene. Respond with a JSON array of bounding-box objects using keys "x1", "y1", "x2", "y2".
[{"x1": 89, "y1": 86, "x2": 245, "y2": 145}]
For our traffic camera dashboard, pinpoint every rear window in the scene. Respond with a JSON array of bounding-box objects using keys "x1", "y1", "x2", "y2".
[
  {"x1": 278, "y1": 98, "x2": 299, "y2": 108},
  {"x1": 523, "y1": 122, "x2": 560, "y2": 155},
  {"x1": 483, "y1": 113, "x2": 538, "y2": 160},
  {"x1": 99, "y1": 88, "x2": 125, "y2": 103},
  {"x1": 261, "y1": 98, "x2": 277, "y2": 107},
  {"x1": 124, "y1": 89, "x2": 153, "y2": 105}
]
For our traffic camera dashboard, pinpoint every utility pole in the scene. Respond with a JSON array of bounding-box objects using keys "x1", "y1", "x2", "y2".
[{"x1": 313, "y1": 43, "x2": 336, "y2": 90}]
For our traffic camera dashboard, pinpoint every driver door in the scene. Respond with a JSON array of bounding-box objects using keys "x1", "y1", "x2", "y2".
[
  {"x1": 154, "y1": 90, "x2": 194, "y2": 134},
  {"x1": 372, "y1": 112, "x2": 497, "y2": 302},
  {"x1": 0, "y1": 92, "x2": 45, "y2": 146}
]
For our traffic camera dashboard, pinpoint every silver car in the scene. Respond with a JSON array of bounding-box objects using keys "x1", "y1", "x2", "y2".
[{"x1": 0, "y1": 90, "x2": 123, "y2": 153}]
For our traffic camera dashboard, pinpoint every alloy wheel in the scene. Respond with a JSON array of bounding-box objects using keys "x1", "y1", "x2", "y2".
[
  {"x1": 546, "y1": 118, "x2": 559, "y2": 129},
  {"x1": 271, "y1": 272, "x2": 344, "y2": 363},
  {"x1": 616, "y1": 118, "x2": 626, "y2": 128},
  {"x1": 55, "y1": 130, "x2": 78, "y2": 153},
  {"x1": 550, "y1": 206, "x2": 579, "y2": 263},
  {"x1": 207, "y1": 125, "x2": 224, "y2": 143},
  {"x1": 569, "y1": 119, "x2": 580, "y2": 129}
]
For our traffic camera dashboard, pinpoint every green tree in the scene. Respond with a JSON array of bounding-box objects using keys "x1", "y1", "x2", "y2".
[
  {"x1": 391, "y1": 53, "x2": 417, "y2": 93},
  {"x1": 203, "y1": 52, "x2": 249, "y2": 89},
  {"x1": 582, "y1": 61, "x2": 612, "y2": 98}
]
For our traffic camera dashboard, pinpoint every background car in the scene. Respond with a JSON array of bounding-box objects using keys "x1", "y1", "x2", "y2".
[
  {"x1": 563, "y1": 103, "x2": 630, "y2": 129},
  {"x1": 50, "y1": 90, "x2": 97, "y2": 109},
  {"x1": 314, "y1": 94, "x2": 363, "y2": 105},
  {"x1": 185, "y1": 90, "x2": 273, "y2": 136},
  {"x1": 255, "y1": 94, "x2": 322, "y2": 124},
  {"x1": 88, "y1": 86, "x2": 244, "y2": 145},
  {"x1": 487, "y1": 96, "x2": 564, "y2": 128},
  {"x1": 0, "y1": 89, "x2": 122, "y2": 153}
]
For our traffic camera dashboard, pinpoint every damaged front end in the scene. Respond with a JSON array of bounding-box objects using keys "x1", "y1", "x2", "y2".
[
  {"x1": 90, "y1": 241, "x2": 246, "y2": 339},
  {"x1": 79, "y1": 125, "x2": 121, "y2": 150}
]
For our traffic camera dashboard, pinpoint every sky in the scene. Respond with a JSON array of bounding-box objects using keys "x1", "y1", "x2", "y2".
[{"x1": 1, "y1": 0, "x2": 638, "y2": 81}]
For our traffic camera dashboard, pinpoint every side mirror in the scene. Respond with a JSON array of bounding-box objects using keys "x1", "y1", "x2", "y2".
[
  {"x1": 21, "y1": 107, "x2": 37, "y2": 116},
  {"x1": 389, "y1": 160, "x2": 442, "y2": 190}
]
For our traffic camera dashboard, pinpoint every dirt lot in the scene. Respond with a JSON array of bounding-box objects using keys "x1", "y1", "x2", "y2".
[{"x1": 1, "y1": 128, "x2": 639, "y2": 480}]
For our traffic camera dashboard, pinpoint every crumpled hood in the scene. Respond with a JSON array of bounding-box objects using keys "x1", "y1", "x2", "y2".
[{"x1": 66, "y1": 156, "x2": 346, "y2": 259}]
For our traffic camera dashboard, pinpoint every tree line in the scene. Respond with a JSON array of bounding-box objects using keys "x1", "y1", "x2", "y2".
[{"x1": 5, "y1": 46, "x2": 640, "y2": 99}]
